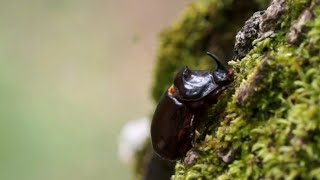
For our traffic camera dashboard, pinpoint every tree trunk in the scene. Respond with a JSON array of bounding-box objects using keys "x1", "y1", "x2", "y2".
[{"x1": 138, "y1": 0, "x2": 320, "y2": 179}]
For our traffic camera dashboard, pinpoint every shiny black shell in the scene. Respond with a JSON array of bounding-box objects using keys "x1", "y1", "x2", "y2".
[
  {"x1": 151, "y1": 92, "x2": 195, "y2": 160},
  {"x1": 151, "y1": 52, "x2": 233, "y2": 160}
]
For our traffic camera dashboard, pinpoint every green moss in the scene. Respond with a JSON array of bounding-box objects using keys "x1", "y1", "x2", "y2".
[
  {"x1": 148, "y1": 0, "x2": 320, "y2": 180},
  {"x1": 279, "y1": 0, "x2": 311, "y2": 35},
  {"x1": 149, "y1": 0, "x2": 320, "y2": 179},
  {"x1": 151, "y1": 1, "x2": 320, "y2": 179}
]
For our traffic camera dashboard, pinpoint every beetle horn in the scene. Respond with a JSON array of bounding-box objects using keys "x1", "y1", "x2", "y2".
[{"x1": 206, "y1": 52, "x2": 227, "y2": 72}]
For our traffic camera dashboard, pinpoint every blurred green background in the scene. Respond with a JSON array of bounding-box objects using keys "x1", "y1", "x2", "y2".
[{"x1": 0, "y1": 0, "x2": 191, "y2": 179}]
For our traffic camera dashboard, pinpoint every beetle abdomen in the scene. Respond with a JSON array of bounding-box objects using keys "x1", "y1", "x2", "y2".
[{"x1": 151, "y1": 91, "x2": 195, "y2": 160}]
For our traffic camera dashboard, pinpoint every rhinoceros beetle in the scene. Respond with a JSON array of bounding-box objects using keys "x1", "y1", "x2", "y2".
[{"x1": 151, "y1": 52, "x2": 234, "y2": 160}]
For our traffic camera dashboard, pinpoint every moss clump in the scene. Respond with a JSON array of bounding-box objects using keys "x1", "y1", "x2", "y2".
[{"x1": 150, "y1": 0, "x2": 320, "y2": 179}]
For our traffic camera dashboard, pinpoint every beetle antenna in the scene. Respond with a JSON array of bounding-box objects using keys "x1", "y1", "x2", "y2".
[{"x1": 206, "y1": 52, "x2": 227, "y2": 71}]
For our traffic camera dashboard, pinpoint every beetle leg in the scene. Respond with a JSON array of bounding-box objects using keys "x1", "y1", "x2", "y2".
[{"x1": 189, "y1": 115, "x2": 197, "y2": 147}]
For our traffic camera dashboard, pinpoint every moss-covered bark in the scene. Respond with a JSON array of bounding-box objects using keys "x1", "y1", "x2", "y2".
[
  {"x1": 151, "y1": 0, "x2": 268, "y2": 102},
  {"x1": 147, "y1": 0, "x2": 320, "y2": 179}
]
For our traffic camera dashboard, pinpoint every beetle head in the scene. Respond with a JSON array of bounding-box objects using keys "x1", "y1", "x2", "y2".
[
  {"x1": 173, "y1": 66, "x2": 217, "y2": 101},
  {"x1": 171, "y1": 52, "x2": 233, "y2": 101}
]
